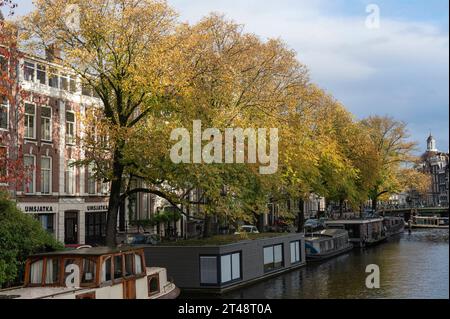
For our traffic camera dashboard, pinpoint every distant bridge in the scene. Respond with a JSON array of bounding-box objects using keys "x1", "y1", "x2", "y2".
[{"x1": 381, "y1": 207, "x2": 449, "y2": 218}]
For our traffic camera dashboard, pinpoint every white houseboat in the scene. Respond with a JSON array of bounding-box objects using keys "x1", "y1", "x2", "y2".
[
  {"x1": 305, "y1": 229, "x2": 353, "y2": 262},
  {"x1": 325, "y1": 218, "x2": 386, "y2": 248},
  {"x1": 411, "y1": 216, "x2": 449, "y2": 229},
  {"x1": 0, "y1": 247, "x2": 180, "y2": 299}
]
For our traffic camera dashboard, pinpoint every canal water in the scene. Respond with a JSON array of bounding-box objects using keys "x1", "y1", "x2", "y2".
[{"x1": 185, "y1": 229, "x2": 449, "y2": 299}]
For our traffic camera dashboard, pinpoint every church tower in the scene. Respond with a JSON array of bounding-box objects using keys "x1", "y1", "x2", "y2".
[{"x1": 427, "y1": 134, "x2": 438, "y2": 152}]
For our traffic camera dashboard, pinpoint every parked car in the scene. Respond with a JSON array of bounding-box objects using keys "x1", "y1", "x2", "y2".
[
  {"x1": 126, "y1": 234, "x2": 161, "y2": 245},
  {"x1": 304, "y1": 219, "x2": 325, "y2": 232},
  {"x1": 234, "y1": 225, "x2": 260, "y2": 235}
]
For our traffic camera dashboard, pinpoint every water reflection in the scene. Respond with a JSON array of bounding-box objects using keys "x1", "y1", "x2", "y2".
[{"x1": 191, "y1": 229, "x2": 449, "y2": 299}]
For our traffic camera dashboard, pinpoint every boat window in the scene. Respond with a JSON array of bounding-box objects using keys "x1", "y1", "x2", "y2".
[
  {"x1": 101, "y1": 257, "x2": 112, "y2": 282},
  {"x1": 82, "y1": 259, "x2": 96, "y2": 285},
  {"x1": 200, "y1": 256, "x2": 218, "y2": 285},
  {"x1": 45, "y1": 258, "x2": 60, "y2": 284},
  {"x1": 290, "y1": 241, "x2": 301, "y2": 264},
  {"x1": 30, "y1": 260, "x2": 44, "y2": 285},
  {"x1": 148, "y1": 274, "x2": 160, "y2": 296},
  {"x1": 264, "y1": 244, "x2": 284, "y2": 272},
  {"x1": 134, "y1": 254, "x2": 143, "y2": 275},
  {"x1": 114, "y1": 255, "x2": 123, "y2": 279},
  {"x1": 124, "y1": 254, "x2": 134, "y2": 277}
]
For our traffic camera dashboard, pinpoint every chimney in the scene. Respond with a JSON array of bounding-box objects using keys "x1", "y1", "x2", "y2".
[{"x1": 46, "y1": 44, "x2": 62, "y2": 62}]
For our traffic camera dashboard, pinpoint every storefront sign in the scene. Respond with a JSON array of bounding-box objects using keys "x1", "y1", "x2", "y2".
[
  {"x1": 20, "y1": 205, "x2": 57, "y2": 213},
  {"x1": 86, "y1": 205, "x2": 109, "y2": 212}
]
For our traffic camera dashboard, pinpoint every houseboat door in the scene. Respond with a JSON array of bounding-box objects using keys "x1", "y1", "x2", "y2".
[
  {"x1": 123, "y1": 279, "x2": 136, "y2": 299},
  {"x1": 64, "y1": 212, "x2": 79, "y2": 245}
]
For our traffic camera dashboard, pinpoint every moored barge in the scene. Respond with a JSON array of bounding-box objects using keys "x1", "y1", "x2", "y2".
[
  {"x1": 325, "y1": 218, "x2": 386, "y2": 248},
  {"x1": 305, "y1": 229, "x2": 353, "y2": 262}
]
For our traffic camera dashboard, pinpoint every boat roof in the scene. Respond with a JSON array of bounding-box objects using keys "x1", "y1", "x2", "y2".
[
  {"x1": 326, "y1": 218, "x2": 384, "y2": 225},
  {"x1": 306, "y1": 229, "x2": 348, "y2": 241},
  {"x1": 30, "y1": 246, "x2": 144, "y2": 258}
]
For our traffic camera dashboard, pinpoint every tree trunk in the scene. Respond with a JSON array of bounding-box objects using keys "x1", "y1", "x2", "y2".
[
  {"x1": 105, "y1": 149, "x2": 125, "y2": 247},
  {"x1": 372, "y1": 197, "x2": 378, "y2": 212},
  {"x1": 203, "y1": 214, "x2": 211, "y2": 238},
  {"x1": 297, "y1": 199, "x2": 305, "y2": 233},
  {"x1": 339, "y1": 199, "x2": 344, "y2": 218}
]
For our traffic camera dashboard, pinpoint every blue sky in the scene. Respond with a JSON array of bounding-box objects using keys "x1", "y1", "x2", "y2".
[{"x1": 5, "y1": 0, "x2": 450, "y2": 153}]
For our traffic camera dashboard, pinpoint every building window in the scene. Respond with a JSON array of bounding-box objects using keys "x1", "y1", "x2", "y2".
[
  {"x1": 0, "y1": 95, "x2": 8, "y2": 130},
  {"x1": 141, "y1": 193, "x2": 149, "y2": 220},
  {"x1": 0, "y1": 146, "x2": 7, "y2": 183},
  {"x1": 49, "y1": 70, "x2": 59, "y2": 88},
  {"x1": 65, "y1": 160, "x2": 75, "y2": 195},
  {"x1": 25, "y1": 103, "x2": 36, "y2": 139},
  {"x1": 24, "y1": 155, "x2": 36, "y2": 194},
  {"x1": 0, "y1": 54, "x2": 7, "y2": 73},
  {"x1": 85, "y1": 212, "x2": 107, "y2": 245},
  {"x1": 60, "y1": 74, "x2": 69, "y2": 91},
  {"x1": 66, "y1": 111, "x2": 75, "y2": 145},
  {"x1": 40, "y1": 106, "x2": 52, "y2": 141},
  {"x1": 87, "y1": 164, "x2": 97, "y2": 195},
  {"x1": 34, "y1": 214, "x2": 54, "y2": 234},
  {"x1": 69, "y1": 76, "x2": 77, "y2": 93},
  {"x1": 220, "y1": 252, "x2": 241, "y2": 284},
  {"x1": 101, "y1": 181, "x2": 110, "y2": 195},
  {"x1": 41, "y1": 156, "x2": 52, "y2": 195},
  {"x1": 290, "y1": 241, "x2": 301, "y2": 264},
  {"x1": 263, "y1": 244, "x2": 284, "y2": 272},
  {"x1": 24, "y1": 61, "x2": 35, "y2": 82},
  {"x1": 200, "y1": 256, "x2": 218, "y2": 285},
  {"x1": 36, "y1": 64, "x2": 47, "y2": 85}
]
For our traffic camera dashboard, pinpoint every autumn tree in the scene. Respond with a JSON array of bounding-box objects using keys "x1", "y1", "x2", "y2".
[
  {"x1": 21, "y1": 0, "x2": 183, "y2": 246},
  {"x1": 361, "y1": 116, "x2": 417, "y2": 211},
  {"x1": 1, "y1": 1, "x2": 28, "y2": 191}
]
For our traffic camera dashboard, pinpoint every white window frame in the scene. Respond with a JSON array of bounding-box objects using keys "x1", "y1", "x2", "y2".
[
  {"x1": 24, "y1": 154, "x2": 36, "y2": 194},
  {"x1": 40, "y1": 156, "x2": 52, "y2": 195},
  {"x1": 36, "y1": 63, "x2": 47, "y2": 85},
  {"x1": 0, "y1": 95, "x2": 8, "y2": 131},
  {"x1": 24, "y1": 103, "x2": 36, "y2": 139},
  {"x1": 60, "y1": 74, "x2": 69, "y2": 91},
  {"x1": 40, "y1": 106, "x2": 52, "y2": 142},
  {"x1": 24, "y1": 61, "x2": 36, "y2": 82},
  {"x1": 65, "y1": 111, "x2": 76, "y2": 145},
  {"x1": 65, "y1": 159, "x2": 76, "y2": 195}
]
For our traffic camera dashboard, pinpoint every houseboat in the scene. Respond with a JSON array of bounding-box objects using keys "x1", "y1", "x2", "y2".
[
  {"x1": 325, "y1": 218, "x2": 386, "y2": 248},
  {"x1": 383, "y1": 216, "x2": 405, "y2": 237},
  {"x1": 0, "y1": 246, "x2": 180, "y2": 299},
  {"x1": 411, "y1": 216, "x2": 449, "y2": 229},
  {"x1": 305, "y1": 229, "x2": 353, "y2": 262}
]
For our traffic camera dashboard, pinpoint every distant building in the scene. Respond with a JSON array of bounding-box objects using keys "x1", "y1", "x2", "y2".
[{"x1": 419, "y1": 135, "x2": 449, "y2": 207}]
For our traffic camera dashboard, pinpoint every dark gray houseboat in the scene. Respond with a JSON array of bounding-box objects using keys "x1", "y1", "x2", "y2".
[
  {"x1": 325, "y1": 218, "x2": 386, "y2": 248},
  {"x1": 305, "y1": 229, "x2": 353, "y2": 262},
  {"x1": 143, "y1": 233, "x2": 306, "y2": 293}
]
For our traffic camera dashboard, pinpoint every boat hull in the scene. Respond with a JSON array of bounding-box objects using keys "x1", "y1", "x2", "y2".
[
  {"x1": 411, "y1": 225, "x2": 449, "y2": 229},
  {"x1": 306, "y1": 245, "x2": 353, "y2": 262}
]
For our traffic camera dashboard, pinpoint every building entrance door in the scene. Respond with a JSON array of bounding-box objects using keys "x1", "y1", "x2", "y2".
[{"x1": 64, "y1": 212, "x2": 79, "y2": 245}]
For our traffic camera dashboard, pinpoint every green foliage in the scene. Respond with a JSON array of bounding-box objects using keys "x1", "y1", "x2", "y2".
[{"x1": 0, "y1": 192, "x2": 63, "y2": 287}]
